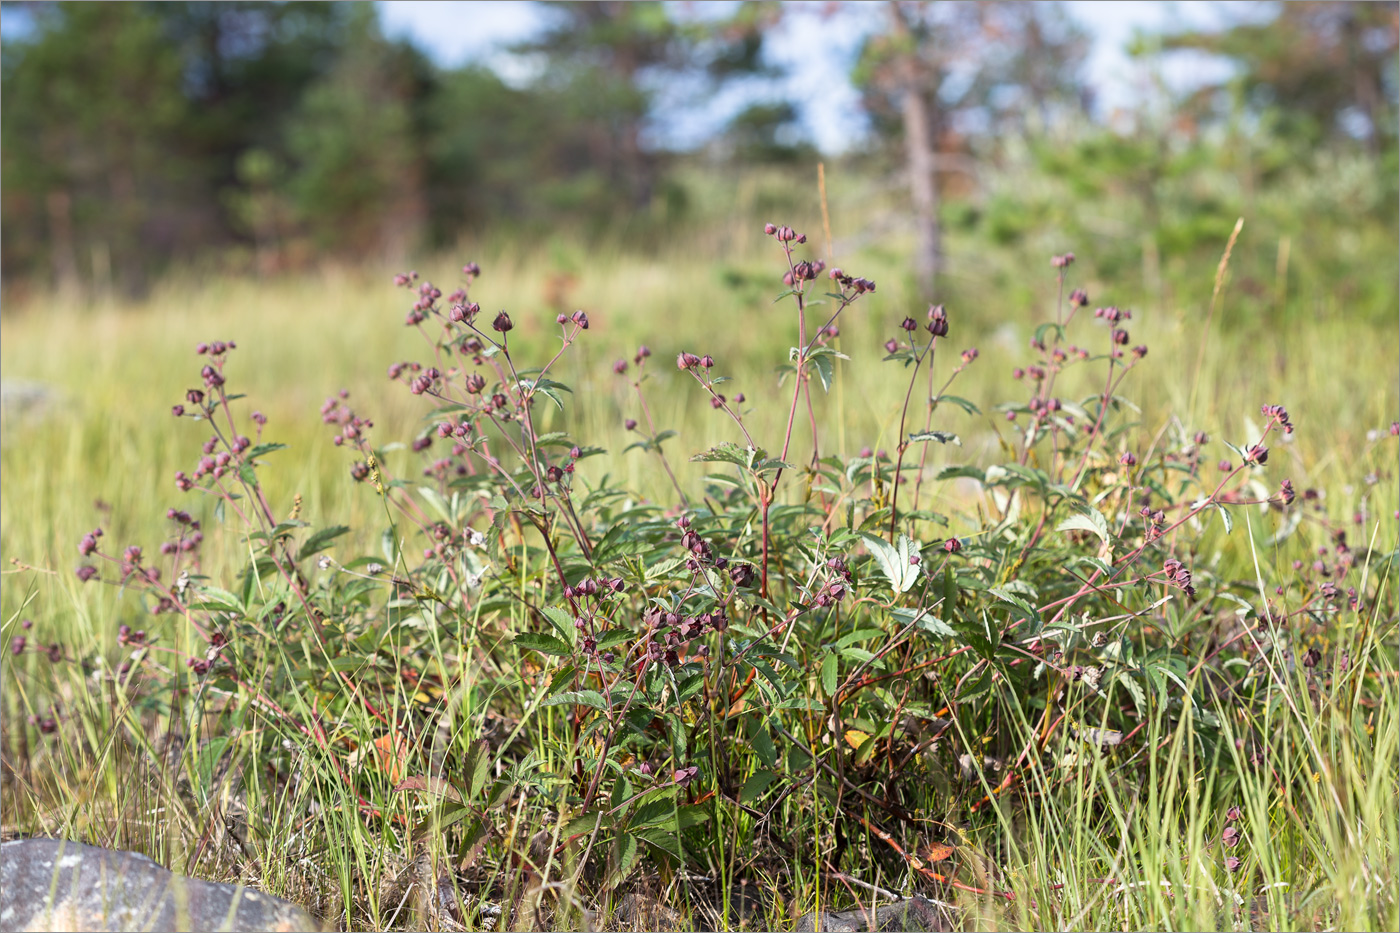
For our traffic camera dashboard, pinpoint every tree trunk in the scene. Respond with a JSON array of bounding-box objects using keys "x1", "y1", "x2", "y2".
[
  {"x1": 45, "y1": 189, "x2": 80, "y2": 299},
  {"x1": 890, "y1": 1, "x2": 939, "y2": 298},
  {"x1": 902, "y1": 83, "x2": 939, "y2": 298}
]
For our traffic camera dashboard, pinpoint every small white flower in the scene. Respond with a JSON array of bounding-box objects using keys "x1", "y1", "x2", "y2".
[
  {"x1": 464, "y1": 573, "x2": 481, "y2": 589},
  {"x1": 469, "y1": 531, "x2": 487, "y2": 548},
  {"x1": 366, "y1": 563, "x2": 384, "y2": 575},
  {"x1": 317, "y1": 556, "x2": 333, "y2": 570}
]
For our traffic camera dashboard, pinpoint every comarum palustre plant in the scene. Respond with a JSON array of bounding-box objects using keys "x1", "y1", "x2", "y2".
[{"x1": 14, "y1": 219, "x2": 1396, "y2": 931}]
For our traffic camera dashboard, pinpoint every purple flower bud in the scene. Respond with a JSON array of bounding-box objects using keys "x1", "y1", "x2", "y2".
[
  {"x1": 1069, "y1": 288, "x2": 1088, "y2": 307},
  {"x1": 1246, "y1": 444, "x2": 1269, "y2": 465},
  {"x1": 729, "y1": 562, "x2": 755, "y2": 588},
  {"x1": 900, "y1": 317, "x2": 917, "y2": 332},
  {"x1": 79, "y1": 534, "x2": 98, "y2": 557},
  {"x1": 625, "y1": 418, "x2": 638, "y2": 431},
  {"x1": 463, "y1": 262, "x2": 481, "y2": 277},
  {"x1": 764, "y1": 223, "x2": 777, "y2": 235},
  {"x1": 492, "y1": 311, "x2": 513, "y2": 333},
  {"x1": 171, "y1": 405, "x2": 184, "y2": 417},
  {"x1": 884, "y1": 339, "x2": 899, "y2": 354},
  {"x1": 1224, "y1": 856, "x2": 1242, "y2": 873},
  {"x1": 944, "y1": 538, "x2": 962, "y2": 553},
  {"x1": 960, "y1": 348, "x2": 978, "y2": 364},
  {"x1": 10, "y1": 636, "x2": 26, "y2": 655},
  {"x1": 926, "y1": 305, "x2": 948, "y2": 337},
  {"x1": 613, "y1": 359, "x2": 628, "y2": 375},
  {"x1": 1119, "y1": 452, "x2": 1137, "y2": 467}
]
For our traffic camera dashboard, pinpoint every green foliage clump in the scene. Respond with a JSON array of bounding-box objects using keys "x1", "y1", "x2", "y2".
[{"x1": 6, "y1": 210, "x2": 1394, "y2": 930}]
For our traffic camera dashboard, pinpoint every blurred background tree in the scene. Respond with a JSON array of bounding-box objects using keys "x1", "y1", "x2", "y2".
[
  {"x1": 1, "y1": 0, "x2": 1394, "y2": 325},
  {"x1": 851, "y1": 0, "x2": 1090, "y2": 294}
]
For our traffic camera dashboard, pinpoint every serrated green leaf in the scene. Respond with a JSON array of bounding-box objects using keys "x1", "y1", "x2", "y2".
[
  {"x1": 597, "y1": 629, "x2": 633, "y2": 651},
  {"x1": 1056, "y1": 511, "x2": 1110, "y2": 545},
  {"x1": 467, "y1": 740, "x2": 492, "y2": 799},
  {"x1": 541, "y1": 690, "x2": 609, "y2": 710},
  {"x1": 515, "y1": 632, "x2": 572, "y2": 657},
  {"x1": 610, "y1": 833, "x2": 641, "y2": 885},
  {"x1": 935, "y1": 465, "x2": 984, "y2": 482},
  {"x1": 860, "y1": 532, "x2": 922, "y2": 594},
  {"x1": 812, "y1": 353, "x2": 834, "y2": 393},
  {"x1": 245, "y1": 442, "x2": 288, "y2": 460},
  {"x1": 540, "y1": 607, "x2": 575, "y2": 639},
  {"x1": 634, "y1": 827, "x2": 683, "y2": 861},
  {"x1": 631, "y1": 797, "x2": 678, "y2": 829},
  {"x1": 297, "y1": 525, "x2": 351, "y2": 561},
  {"x1": 821, "y1": 653, "x2": 839, "y2": 697},
  {"x1": 417, "y1": 487, "x2": 452, "y2": 522},
  {"x1": 561, "y1": 811, "x2": 607, "y2": 838},
  {"x1": 740, "y1": 771, "x2": 780, "y2": 804},
  {"x1": 1115, "y1": 670, "x2": 1147, "y2": 718},
  {"x1": 746, "y1": 717, "x2": 778, "y2": 769},
  {"x1": 690, "y1": 442, "x2": 752, "y2": 466},
  {"x1": 193, "y1": 586, "x2": 244, "y2": 613},
  {"x1": 933, "y1": 394, "x2": 981, "y2": 416},
  {"x1": 909, "y1": 430, "x2": 961, "y2": 446}
]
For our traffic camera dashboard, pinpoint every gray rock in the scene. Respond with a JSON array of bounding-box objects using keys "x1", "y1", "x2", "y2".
[
  {"x1": 793, "y1": 896, "x2": 953, "y2": 933},
  {"x1": 0, "y1": 381, "x2": 58, "y2": 422},
  {"x1": 0, "y1": 838, "x2": 321, "y2": 932}
]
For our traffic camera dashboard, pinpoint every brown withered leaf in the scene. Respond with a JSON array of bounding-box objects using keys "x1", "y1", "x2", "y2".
[
  {"x1": 918, "y1": 841, "x2": 956, "y2": 863},
  {"x1": 844, "y1": 729, "x2": 872, "y2": 749},
  {"x1": 374, "y1": 730, "x2": 413, "y2": 783},
  {"x1": 393, "y1": 774, "x2": 465, "y2": 803}
]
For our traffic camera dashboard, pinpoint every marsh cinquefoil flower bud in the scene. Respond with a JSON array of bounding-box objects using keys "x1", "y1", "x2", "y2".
[{"x1": 927, "y1": 305, "x2": 949, "y2": 337}]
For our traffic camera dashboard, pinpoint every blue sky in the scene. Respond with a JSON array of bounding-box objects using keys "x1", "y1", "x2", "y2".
[{"x1": 378, "y1": 0, "x2": 1268, "y2": 151}]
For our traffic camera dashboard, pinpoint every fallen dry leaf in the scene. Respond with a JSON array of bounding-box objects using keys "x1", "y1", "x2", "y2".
[
  {"x1": 919, "y1": 841, "x2": 956, "y2": 863},
  {"x1": 373, "y1": 731, "x2": 412, "y2": 783}
]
